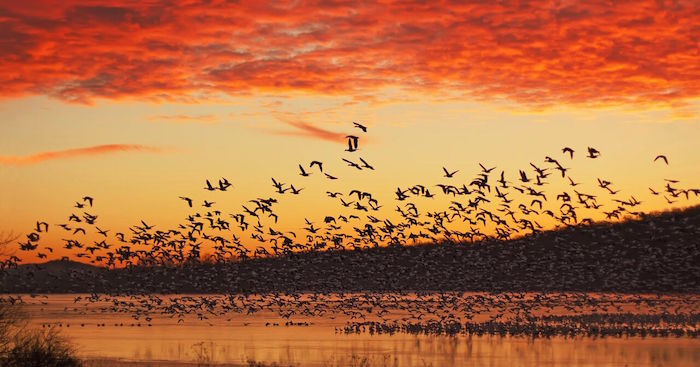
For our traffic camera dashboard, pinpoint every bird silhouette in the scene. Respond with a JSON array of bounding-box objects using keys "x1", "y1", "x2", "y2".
[
  {"x1": 179, "y1": 197, "x2": 193, "y2": 207},
  {"x1": 218, "y1": 178, "x2": 232, "y2": 191},
  {"x1": 289, "y1": 185, "x2": 304, "y2": 195},
  {"x1": 442, "y1": 167, "x2": 458, "y2": 178},
  {"x1": 345, "y1": 135, "x2": 359, "y2": 152},
  {"x1": 35, "y1": 221, "x2": 49, "y2": 233},
  {"x1": 342, "y1": 158, "x2": 362, "y2": 170},
  {"x1": 587, "y1": 147, "x2": 600, "y2": 158},
  {"x1": 562, "y1": 147, "x2": 574, "y2": 159},
  {"x1": 204, "y1": 180, "x2": 216, "y2": 191},
  {"x1": 359, "y1": 158, "x2": 374, "y2": 170},
  {"x1": 519, "y1": 170, "x2": 530, "y2": 183},
  {"x1": 310, "y1": 161, "x2": 323, "y2": 172},
  {"x1": 353, "y1": 122, "x2": 367, "y2": 132},
  {"x1": 654, "y1": 155, "x2": 668, "y2": 165},
  {"x1": 479, "y1": 163, "x2": 495, "y2": 173},
  {"x1": 299, "y1": 164, "x2": 311, "y2": 177}
]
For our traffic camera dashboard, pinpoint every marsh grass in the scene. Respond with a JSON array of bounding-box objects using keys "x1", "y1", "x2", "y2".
[
  {"x1": 0, "y1": 301, "x2": 82, "y2": 367},
  {"x1": 1, "y1": 230, "x2": 81, "y2": 365},
  {"x1": 192, "y1": 341, "x2": 215, "y2": 366},
  {"x1": 85, "y1": 356, "x2": 410, "y2": 367},
  {"x1": 244, "y1": 353, "x2": 415, "y2": 367}
]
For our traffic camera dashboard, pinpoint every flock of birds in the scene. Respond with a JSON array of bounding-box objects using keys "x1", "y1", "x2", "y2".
[
  {"x1": 12, "y1": 291, "x2": 700, "y2": 339},
  {"x1": 1, "y1": 121, "x2": 699, "y2": 338}
]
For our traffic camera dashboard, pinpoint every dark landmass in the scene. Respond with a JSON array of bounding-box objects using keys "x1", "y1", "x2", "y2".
[{"x1": 2, "y1": 206, "x2": 699, "y2": 294}]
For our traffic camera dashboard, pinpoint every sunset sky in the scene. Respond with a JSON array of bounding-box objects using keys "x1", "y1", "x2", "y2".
[{"x1": 1, "y1": 1, "x2": 698, "y2": 262}]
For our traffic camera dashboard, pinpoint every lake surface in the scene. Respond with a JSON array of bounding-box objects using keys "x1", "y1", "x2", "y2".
[{"x1": 13, "y1": 294, "x2": 700, "y2": 366}]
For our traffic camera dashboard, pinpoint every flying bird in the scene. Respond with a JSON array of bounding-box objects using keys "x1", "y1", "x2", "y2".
[
  {"x1": 442, "y1": 167, "x2": 458, "y2": 178},
  {"x1": 289, "y1": 185, "x2": 304, "y2": 195},
  {"x1": 586, "y1": 147, "x2": 600, "y2": 158},
  {"x1": 95, "y1": 227, "x2": 109, "y2": 237},
  {"x1": 35, "y1": 221, "x2": 49, "y2": 233},
  {"x1": 359, "y1": 157, "x2": 374, "y2": 170},
  {"x1": 298, "y1": 164, "x2": 311, "y2": 177},
  {"x1": 310, "y1": 161, "x2": 323, "y2": 172},
  {"x1": 353, "y1": 122, "x2": 367, "y2": 132},
  {"x1": 519, "y1": 170, "x2": 530, "y2": 183},
  {"x1": 218, "y1": 178, "x2": 232, "y2": 191},
  {"x1": 562, "y1": 147, "x2": 574, "y2": 159},
  {"x1": 497, "y1": 171, "x2": 508, "y2": 188},
  {"x1": 479, "y1": 163, "x2": 495, "y2": 173},
  {"x1": 654, "y1": 155, "x2": 668, "y2": 165},
  {"x1": 345, "y1": 135, "x2": 359, "y2": 152},
  {"x1": 342, "y1": 158, "x2": 362, "y2": 170},
  {"x1": 179, "y1": 196, "x2": 193, "y2": 207}
]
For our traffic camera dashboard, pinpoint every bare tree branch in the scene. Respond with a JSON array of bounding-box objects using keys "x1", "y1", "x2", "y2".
[{"x1": 0, "y1": 231, "x2": 19, "y2": 257}]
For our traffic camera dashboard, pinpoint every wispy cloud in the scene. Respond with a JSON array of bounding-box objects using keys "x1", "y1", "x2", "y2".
[
  {"x1": 0, "y1": 144, "x2": 167, "y2": 165},
  {"x1": 272, "y1": 118, "x2": 348, "y2": 143},
  {"x1": 0, "y1": 1, "x2": 697, "y2": 106},
  {"x1": 148, "y1": 114, "x2": 218, "y2": 123}
]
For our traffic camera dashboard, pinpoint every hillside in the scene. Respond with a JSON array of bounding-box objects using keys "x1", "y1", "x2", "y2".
[{"x1": 2, "y1": 206, "x2": 699, "y2": 294}]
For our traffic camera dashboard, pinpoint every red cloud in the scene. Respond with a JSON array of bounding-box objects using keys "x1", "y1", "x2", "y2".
[
  {"x1": 0, "y1": 1, "x2": 698, "y2": 106},
  {"x1": 273, "y1": 118, "x2": 348, "y2": 143},
  {"x1": 0, "y1": 144, "x2": 167, "y2": 165},
  {"x1": 148, "y1": 114, "x2": 218, "y2": 123}
]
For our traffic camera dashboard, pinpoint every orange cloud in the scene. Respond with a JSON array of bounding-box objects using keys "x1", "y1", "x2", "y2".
[
  {"x1": 0, "y1": 144, "x2": 167, "y2": 165},
  {"x1": 148, "y1": 114, "x2": 218, "y2": 123},
  {"x1": 0, "y1": 1, "x2": 698, "y2": 106},
  {"x1": 273, "y1": 118, "x2": 348, "y2": 143}
]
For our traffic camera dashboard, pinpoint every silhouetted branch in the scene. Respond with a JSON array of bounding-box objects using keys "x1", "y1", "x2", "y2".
[{"x1": 0, "y1": 231, "x2": 19, "y2": 257}]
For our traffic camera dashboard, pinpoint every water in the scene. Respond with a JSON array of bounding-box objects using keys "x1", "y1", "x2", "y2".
[{"x1": 14, "y1": 294, "x2": 700, "y2": 366}]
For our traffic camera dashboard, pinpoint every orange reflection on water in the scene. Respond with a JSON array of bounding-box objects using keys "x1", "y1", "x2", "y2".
[{"x1": 13, "y1": 294, "x2": 700, "y2": 366}]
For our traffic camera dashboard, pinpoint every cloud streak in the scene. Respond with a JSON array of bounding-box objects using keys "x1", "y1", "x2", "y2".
[
  {"x1": 273, "y1": 118, "x2": 348, "y2": 143},
  {"x1": 0, "y1": 144, "x2": 167, "y2": 165},
  {"x1": 0, "y1": 1, "x2": 698, "y2": 106},
  {"x1": 148, "y1": 114, "x2": 218, "y2": 123}
]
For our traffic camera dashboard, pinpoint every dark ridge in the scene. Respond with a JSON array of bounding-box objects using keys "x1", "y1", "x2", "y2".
[{"x1": 2, "y1": 205, "x2": 699, "y2": 294}]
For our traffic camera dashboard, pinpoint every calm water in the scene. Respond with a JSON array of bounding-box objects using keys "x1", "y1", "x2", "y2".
[{"x1": 15, "y1": 294, "x2": 700, "y2": 366}]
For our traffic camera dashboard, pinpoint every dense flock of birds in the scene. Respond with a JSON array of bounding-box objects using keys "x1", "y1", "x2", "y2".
[
  {"x1": 8, "y1": 291, "x2": 700, "y2": 338},
  {"x1": 1, "y1": 121, "x2": 699, "y2": 338},
  {"x1": 5, "y1": 122, "x2": 698, "y2": 268}
]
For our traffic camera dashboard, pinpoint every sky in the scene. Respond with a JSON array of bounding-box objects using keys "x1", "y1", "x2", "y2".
[{"x1": 0, "y1": 1, "x2": 699, "y2": 263}]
